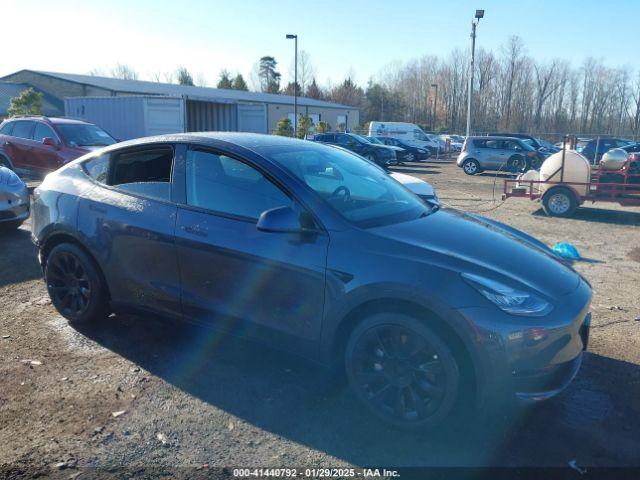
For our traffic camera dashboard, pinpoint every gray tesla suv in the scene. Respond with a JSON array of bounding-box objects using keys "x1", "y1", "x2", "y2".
[{"x1": 31, "y1": 133, "x2": 591, "y2": 429}]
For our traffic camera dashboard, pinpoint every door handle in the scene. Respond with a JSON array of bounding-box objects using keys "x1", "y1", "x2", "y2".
[
  {"x1": 3, "y1": 141, "x2": 11, "y2": 146},
  {"x1": 182, "y1": 225, "x2": 208, "y2": 238}
]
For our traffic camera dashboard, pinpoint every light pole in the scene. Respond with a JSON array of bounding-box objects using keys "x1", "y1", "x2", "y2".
[
  {"x1": 286, "y1": 34, "x2": 298, "y2": 136},
  {"x1": 465, "y1": 9, "x2": 484, "y2": 138},
  {"x1": 431, "y1": 83, "x2": 438, "y2": 130}
]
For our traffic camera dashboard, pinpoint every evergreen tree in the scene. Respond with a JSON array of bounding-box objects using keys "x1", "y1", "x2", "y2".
[
  {"x1": 7, "y1": 88, "x2": 43, "y2": 117},
  {"x1": 232, "y1": 74, "x2": 248, "y2": 91},
  {"x1": 217, "y1": 70, "x2": 233, "y2": 89}
]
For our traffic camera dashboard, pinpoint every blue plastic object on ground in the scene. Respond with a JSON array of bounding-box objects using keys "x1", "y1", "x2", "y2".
[{"x1": 553, "y1": 242, "x2": 581, "y2": 260}]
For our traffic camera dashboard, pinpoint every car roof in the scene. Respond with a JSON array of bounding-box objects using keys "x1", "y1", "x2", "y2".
[
  {"x1": 100, "y1": 132, "x2": 324, "y2": 151},
  {"x1": 469, "y1": 135, "x2": 523, "y2": 141},
  {"x1": 6, "y1": 116, "x2": 92, "y2": 125}
]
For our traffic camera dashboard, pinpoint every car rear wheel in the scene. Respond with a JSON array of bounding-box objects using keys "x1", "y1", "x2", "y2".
[
  {"x1": 45, "y1": 243, "x2": 109, "y2": 324},
  {"x1": 542, "y1": 187, "x2": 577, "y2": 217},
  {"x1": 345, "y1": 313, "x2": 460, "y2": 430},
  {"x1": 462, "y1": 158, "x2": 481, "y2": 175}
]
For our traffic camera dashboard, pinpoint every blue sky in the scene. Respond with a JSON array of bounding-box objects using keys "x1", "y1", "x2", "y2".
[{"x1": 3, "y1": 0, "x2": 638, "y2": 87}]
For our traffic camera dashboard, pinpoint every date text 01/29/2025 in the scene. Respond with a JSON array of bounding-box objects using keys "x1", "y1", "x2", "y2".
[{"x1": 232, "y1": 468, "x2": 401, "y2": 478}]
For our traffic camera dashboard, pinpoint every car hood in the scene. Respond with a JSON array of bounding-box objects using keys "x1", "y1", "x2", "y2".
[
  {"x1": 369, "y1": 208, "x2": 580, "y2": 298},
  {"x1": 389, "y1": 172, "x2": 435, "y2": 197}
]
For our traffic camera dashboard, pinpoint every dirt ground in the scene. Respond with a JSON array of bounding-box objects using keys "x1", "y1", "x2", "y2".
[{"x1": 1, "y1": 161, "x2": 639, "y2": 477}]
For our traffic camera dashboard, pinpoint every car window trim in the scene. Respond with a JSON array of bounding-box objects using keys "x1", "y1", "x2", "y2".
[
  {"x1": 80, "y1": 143, "x2": 177, "y2": 205},
  {"x1": 178, "y1": 144, "x2": 326, "y2": 232}
]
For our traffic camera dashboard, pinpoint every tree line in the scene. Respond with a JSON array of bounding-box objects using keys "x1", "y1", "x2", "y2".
[{"x1": 91, "y1": 36, "x2": 640, "y2": 140}]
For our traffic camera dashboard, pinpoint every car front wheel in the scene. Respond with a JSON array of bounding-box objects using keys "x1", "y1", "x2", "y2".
[
  {"x1": 345, "y1": 313, "x2": 460, "y2": 430},
  {"x1": 462, "y1": 158, "x2": 481, "y2": 175},
  {"x1": 45, "y1": 243, "x2": 109, "y2": 324}
]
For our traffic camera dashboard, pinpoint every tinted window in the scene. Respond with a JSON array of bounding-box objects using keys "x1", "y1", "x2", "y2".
[
  {"x1": 83, "y1": 154, "x2": 110, "y2": 184},
  {"x1": 0, "y1": 123, "x2": 13, "y2": 135},
  {"x1": 186, "y1": 149, "x2": 292, "y2": 220},
  {"x1": 504, "y1": 140, "x2": 523, "y2": 151},
  {"x1": 33, "y1": 123, "x2": 58, "y2": 143},
  {"x1": 110, "y1": 147, "x2": 173, "y2": 201},
  {"x1": 11, "y1": 121, "x2": 34, "y2": 139}
]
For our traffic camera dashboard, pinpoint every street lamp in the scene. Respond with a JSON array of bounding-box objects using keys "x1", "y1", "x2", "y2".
[
  {"x1": 286, "y1": 33, "x2": 298, "y2": 136},
  {"x1": 465, "y1": 9, "x2": 484, "y2": 138},
  {"x1": 431, "y1": 83, "x2": 438, "y2": 130}
]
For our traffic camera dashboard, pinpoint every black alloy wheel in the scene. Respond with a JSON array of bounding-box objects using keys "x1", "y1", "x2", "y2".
[
  {"x1": 345, "y1": 313, "x2": 460, "y2": 429},
  {"x1": 45, "y1": 243, "x2": 109, "y2": 323}
]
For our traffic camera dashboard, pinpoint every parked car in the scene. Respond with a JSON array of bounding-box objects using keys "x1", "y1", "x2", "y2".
[
  {"x1": 327, "y1": 143, "x2": 438, "y2": 207},
  {"x1": 0, "y1": 166, "x2": 29, "y2": 230},
  {"x1": 439, "y1": 135, "x2": 463, "y2": 152},
  {"x1": 33, "y1": 133, "x2": 591, "y2": 430},
  {"x1": 0, "y1": 116, "x2": 116, "y2": 174},
  {"x1": 457, "y1": 136, "x2": 544, "y2": 175},
  {"x1": 577, "y1": 137, "x2": 632, "y2": 162},
  {"x1": 363, "y1": 136, "x2": 414, "y2": 163},
  {"x1": 375, "y1": 137, "x2": 431, "y2": 161},
  {"x1": 368, "y1": 121, "x2": 441, "y2": 153},
  {"x1": 311, "y1": 132, "x2": 397, "y2": 167}
]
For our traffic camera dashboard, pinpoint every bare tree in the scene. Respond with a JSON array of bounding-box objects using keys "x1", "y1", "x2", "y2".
[{"x1": 110, "y1": 63, "x2": 138, "y2": 80}]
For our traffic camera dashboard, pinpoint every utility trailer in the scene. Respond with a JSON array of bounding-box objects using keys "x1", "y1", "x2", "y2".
[{"x1": 503, "y1": 137, "x2": 640, "y2": 217}]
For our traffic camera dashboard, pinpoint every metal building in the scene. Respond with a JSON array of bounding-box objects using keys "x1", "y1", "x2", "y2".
[{"x1": 1, "y1": 70, "x2": 359, "y2": 138}]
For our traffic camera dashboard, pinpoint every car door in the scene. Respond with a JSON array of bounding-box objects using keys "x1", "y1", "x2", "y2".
[
  {"x1": 485, "y1": 139, "x2": 508, "y2": 167},
  {"x1": 174, "y1": 146, "x2": 329, "y2": 346},
  {"x1": 77, "y1": 144, "x2": 182, "y2": 318},
  {"x1": 4, "y1": 120, "x2": 35, "y2": 170},
  {"x1": 31, "y1": 122, "x2": 64, "y2": 172}
]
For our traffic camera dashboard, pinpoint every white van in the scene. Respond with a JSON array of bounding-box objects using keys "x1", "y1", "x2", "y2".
[{"x1": 368, "y1": 122, "x2": 440, "y2": 151}]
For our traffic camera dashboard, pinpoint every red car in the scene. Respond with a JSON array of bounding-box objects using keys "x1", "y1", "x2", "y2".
[{"x1": 0, "y1": 116, "x2": 116, "y2": 174}]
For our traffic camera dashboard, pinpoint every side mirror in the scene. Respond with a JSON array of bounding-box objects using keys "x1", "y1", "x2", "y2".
[
  {"x1": 257, "y1": 206, "x2": 314, "y2": 233},
  {"x1": 42, "y1": 137, "x2": 58, "y2": 148}
]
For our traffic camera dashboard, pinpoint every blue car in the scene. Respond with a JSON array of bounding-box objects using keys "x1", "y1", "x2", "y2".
[{"x1": 32, "y1": 133, "x2": 591, "y2": 430}]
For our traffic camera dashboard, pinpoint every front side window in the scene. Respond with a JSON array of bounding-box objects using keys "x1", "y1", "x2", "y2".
[
  {"x1": 33, "y1": 123, "x2": 59, "y2": 143},
  {"x1": 83, "y1": 154, "x2": 110, "y2": 184},
  {"x1": 11, "y1": 121, "x2": 34, "y2": 139},
  {"x1": 186, "y1": 149, "x2": 292, "y2": 220},
  {"x1": 110, "y1": 146, "x2": 173, "y2": 201},
  {"x1": 256, "y1": 143, "x2": 429, "y2": 228},
  {"x1": 56, "y1": 123, "x2": 116, "y2": 147},
  {"x1": 413, "y1": 129, "x2": 429, "y2": 141}
]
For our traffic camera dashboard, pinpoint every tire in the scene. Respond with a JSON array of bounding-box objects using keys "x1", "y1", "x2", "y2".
[
  {"x1": 462, "y1": 158, "x2": 481, "y2": 175},
  {"x1": 507, "y1": 155, "x2": 526, "y2": 172},
  {"x1": 45, "y1": 243, "x2": 109, "y2": 324},
  {"x1": 345, "y1": 313, "x2": 460, "y2": 430},
  {"x1": 0, "y1": 155, "x2": 13, "y2": 170},
  {"x1": 542, "y1": 187, "x2": 577, "y2": 217},
  {"x1": 529, "y1": 155, "x2": 543, "y2": 170}
]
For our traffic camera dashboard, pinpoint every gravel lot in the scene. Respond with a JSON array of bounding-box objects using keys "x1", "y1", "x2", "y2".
[{"x1": 1, "y1": 161, "x2": 639, "y2": 477}]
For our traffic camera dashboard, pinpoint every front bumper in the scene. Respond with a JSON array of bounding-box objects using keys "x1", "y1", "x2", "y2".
[
  {"x1": 457, "y1": 278, "x2": 592, "y2": 406},
  {"x1": 0, "y1": 186, "x2": 30, "y2": 224}
]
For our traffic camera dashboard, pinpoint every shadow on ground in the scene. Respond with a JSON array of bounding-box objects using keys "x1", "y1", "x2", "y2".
[
  {"x1": 75, "y1": 314, "x2": 640, "y2": 467},
  {"x1": 0, "y1": 226, "x2": 41, "y2": 287},
  {"x1": 533, "y1": 207, "x2": 640, "y2": 226}
]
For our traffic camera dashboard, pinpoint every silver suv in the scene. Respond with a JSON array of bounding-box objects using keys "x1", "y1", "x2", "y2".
[{"x1": 457, "y1": 136, "x2": 543, "y2": 175}]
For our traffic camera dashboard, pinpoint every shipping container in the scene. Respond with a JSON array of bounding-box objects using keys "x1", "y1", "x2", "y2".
[{"x1": 65, "y1": 96, "x2": 185, "y2": 140}]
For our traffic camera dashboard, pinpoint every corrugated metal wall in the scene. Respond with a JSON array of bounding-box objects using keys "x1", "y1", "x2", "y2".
[{"x1": 186, "y1": 100, "x2": 237, "y2": 132}]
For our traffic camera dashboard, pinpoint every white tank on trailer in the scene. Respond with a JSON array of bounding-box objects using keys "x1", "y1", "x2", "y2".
[{"x1": 539, "y1": 150, "x2": 591, "y2": 197}]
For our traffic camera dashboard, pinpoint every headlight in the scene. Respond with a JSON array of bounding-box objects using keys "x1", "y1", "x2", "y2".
[{"x1": 462, "y1": 273, "x2": 553, "y2": 317}]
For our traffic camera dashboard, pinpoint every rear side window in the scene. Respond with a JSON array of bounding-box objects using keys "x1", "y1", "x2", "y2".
[
  {"x1": 11, "y1": 121, "x2": 34, "y2": 139},
  {"x1": 0, "y1": 123, "x2": 13, "y2": 135},
  {"x1": 109, "y1": 146, "x2": 174, "y2": 201}
]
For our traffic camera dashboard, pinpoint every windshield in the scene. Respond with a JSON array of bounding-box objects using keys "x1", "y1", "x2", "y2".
[
  {"x1": 256, "y1": 143, "x2": 429, "y2": 228},
  {"x1": 367, "y1": 137, "x2": 383, "y2": 145},
  {"x1": 56, "y1": 124, "x2": 116, "y2": 147},
  {"x1": 354, "y1": 134, "x2": 371, "y2": 143}
]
